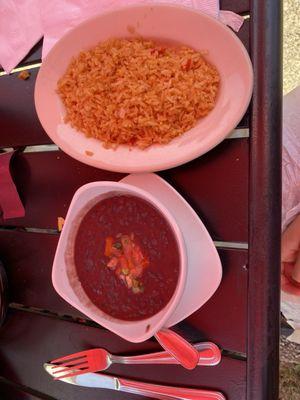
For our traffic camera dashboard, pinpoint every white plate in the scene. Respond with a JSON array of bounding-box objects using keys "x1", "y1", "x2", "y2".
[
  {"x1": 120, "y1": 173, "x2": 222, "y2": 326},
  {"x1": 34, "y1": 4, "x2": 253, "y2": 173}
]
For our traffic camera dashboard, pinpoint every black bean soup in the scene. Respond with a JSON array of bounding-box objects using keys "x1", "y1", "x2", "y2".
[{"x1": 74, "y1": 194, "x2": 180, "y2": 321}]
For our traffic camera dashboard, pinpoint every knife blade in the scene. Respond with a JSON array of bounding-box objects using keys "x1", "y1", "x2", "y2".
[
  {"x1": 44, "y1": 363, "x2": 118, "y2": 389},
  {"x1": 44, "y1": 363, "x2": 226, "y2": 400}
]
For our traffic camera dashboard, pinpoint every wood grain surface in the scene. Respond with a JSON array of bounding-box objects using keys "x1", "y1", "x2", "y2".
[{"x1": 0, "y1": 310, "x2": 247, "y2": 400}]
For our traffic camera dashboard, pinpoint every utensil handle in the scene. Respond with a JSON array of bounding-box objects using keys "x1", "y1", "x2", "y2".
[
  {"x1": 119, "y1": 378, "x2": 226, "y2": 400},
  {"x1": 154, "y1": 328, "x2": 199, "y2": 370},
  {"x1": 111, "y1": 342, "x2": 221, "y2": 366}
]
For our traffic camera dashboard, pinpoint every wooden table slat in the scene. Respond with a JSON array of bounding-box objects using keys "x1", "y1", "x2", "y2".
[
  {"x1": 162, "y1": 138, "x2": 249, "y2": 242},
  {"x1": 0, "y1": 381, "x2": 43, "y2": 400},
  {"x1": 1, "y1": 140, "x2": 248, "y2": 242},
  {"x1": 0, "y1": 310, "x2": 247, "y2": 400},
  {"x1": 220, "y1": 0, "x2": 249, "y2": 14},
  {"x1": 0, "y1": 230, "x2": 247, "y2": 353},
  {"x1": 0, "y1": 69, "x2": 49, "y2": 148},
  {"x1": 188, "y1": 248, "x2": 248, "y2": 353},
  {"x1": 0, "y1": 231, "x2": 84, "y2": 318}
]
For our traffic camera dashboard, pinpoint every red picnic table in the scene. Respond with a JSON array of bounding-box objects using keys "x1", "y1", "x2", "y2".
[{"x1": 0, "y1": 1, "x2": 282, "y2": 399}]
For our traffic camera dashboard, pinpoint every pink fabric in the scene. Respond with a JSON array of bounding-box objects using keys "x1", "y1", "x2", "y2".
[
  {"x1": 40, "y1": 0, "x2": 223, "y2": 58},
  {"x1": 0, "y1": 152, "x2": 25, "y2": 220},
  {"x1": 0, "y1": 0, "x2": 43, "y2": 73},
  {"x1": 281, "y1": 85, "x2": 300, "y2": 343},
  {"x1": 219, "y1": 10, "x2": 244, "y2": 32},
  {"x1": 282, "y1": 86, "x2": 300, "y2": 231},
  {"x1": 0, "y1": 0, "x2": 244, "y2": 73}
]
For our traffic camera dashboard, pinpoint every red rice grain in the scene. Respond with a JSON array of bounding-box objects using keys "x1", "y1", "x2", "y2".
[{"x1": 57, "y1": 38, "x2": 220, "y2": 149}]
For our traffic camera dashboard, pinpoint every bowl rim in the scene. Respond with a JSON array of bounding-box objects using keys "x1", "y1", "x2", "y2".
[
  {"x1": 34, "y1": 3, "x2": 254, "y2": 173},
  {"x1": 52, "y1": 180, "x2": 187, "y2": 341}
]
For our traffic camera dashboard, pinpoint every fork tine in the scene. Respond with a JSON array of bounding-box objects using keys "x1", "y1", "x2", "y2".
[
  {"x1": 52, "y1": 360, "x2": 89, "y2": 374},
  {"x1": 54, "y1": 365, "x2": 90, "y2": 381},
  {"x1": 51, "y1": 350, "x2": 88, "y2": 364},
  {"x1": 51, "y1": 357, "x2": 86, "y2": 370},
  {"x1": 53, "y1": 362, "x2": 89, "y2": 376}
]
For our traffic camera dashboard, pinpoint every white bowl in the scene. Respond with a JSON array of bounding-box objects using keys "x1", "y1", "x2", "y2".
[{"x1": 52, "y1": 181, "x2": 187, "y2": 342}]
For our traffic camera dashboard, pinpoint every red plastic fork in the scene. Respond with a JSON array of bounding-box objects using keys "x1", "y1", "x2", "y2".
[{"x1": 50, "y1": 342, "x2": 221, "y2": 380}]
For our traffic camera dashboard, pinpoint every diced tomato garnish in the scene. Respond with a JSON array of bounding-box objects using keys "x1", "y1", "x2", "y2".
[
  {"x1": 127, "y1": 258, "x2": 135, "y2": 270},
  {"x1": 126, "y1": 276, "x2": 133, "y2": 289},
  {"x1": 121, "y1": 236, "x2": 132, "y2": 258},
  {"x1": 186, "y1": 59, "x2": 192, "y2": 70},
  {"x1": 104, "y1": 236, "x2": 114, "y2": 257},
  {"x1": 141, "y1": 259, "x2": 149, "y2": 268},
  {"x1": 181, "y1": 58, "x2": 192, "y2": 71},
  {"x1": 103, "y1": 233, "x2": 148, "y2": 294},
  {"x1": 119, "y1": 255, "x2": 128, "y2": 270},
  {"x1": 107, "y1": 257, "x2": 118, "y2": 269},
  {"x1": 111, "y1": 247, "x2": 121, "y2": 257},
  {"x1": 150, "y1": 47, "x2": 166, "y2": 56},
  {"x1": 132, "y1": 247, "x2": 144, "y2": 265},
  {"x1": 131, "y1": 267, "x2": 143, "y2": 278}
]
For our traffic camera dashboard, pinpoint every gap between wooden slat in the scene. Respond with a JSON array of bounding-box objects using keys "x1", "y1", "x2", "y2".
[
  {"x1": 7, "y1": 304, "x2": 247, "y2": 361},
  {"x1": 221, "y1": 349, "x2": 246, "y2": 361},
  {"x1": 214, "y1": 241, "x2": 248, "y2": 250},
  {"x1": 24, "y1": 227, "x2": 58, "y2": 234},
  {"x1": 227, "y1": 128, "x2": 249, "y2": 139},
  {"x1": 0, "y1": 63, "x2": 41, "y2": 77},
  {"x1": 0, "y1": 226, "x2": 249, "y2": 250},
  {"x1": 0, "y1": 128, "x2": 249, "y2": 153},
  {"x1": 8, "y1": 303, "x2": 100, "y2": 328},
  {"x1": 24, "y1": 145, "x2": 59, "y2": 153},
  {"x1": 20, "y1": 128, "x2": 249, "y2": 149}
]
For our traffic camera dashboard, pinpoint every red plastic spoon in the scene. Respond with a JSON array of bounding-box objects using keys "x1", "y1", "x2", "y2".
[{"x1": 154, "y1": 328, "x2": 199, "y2": 370}]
